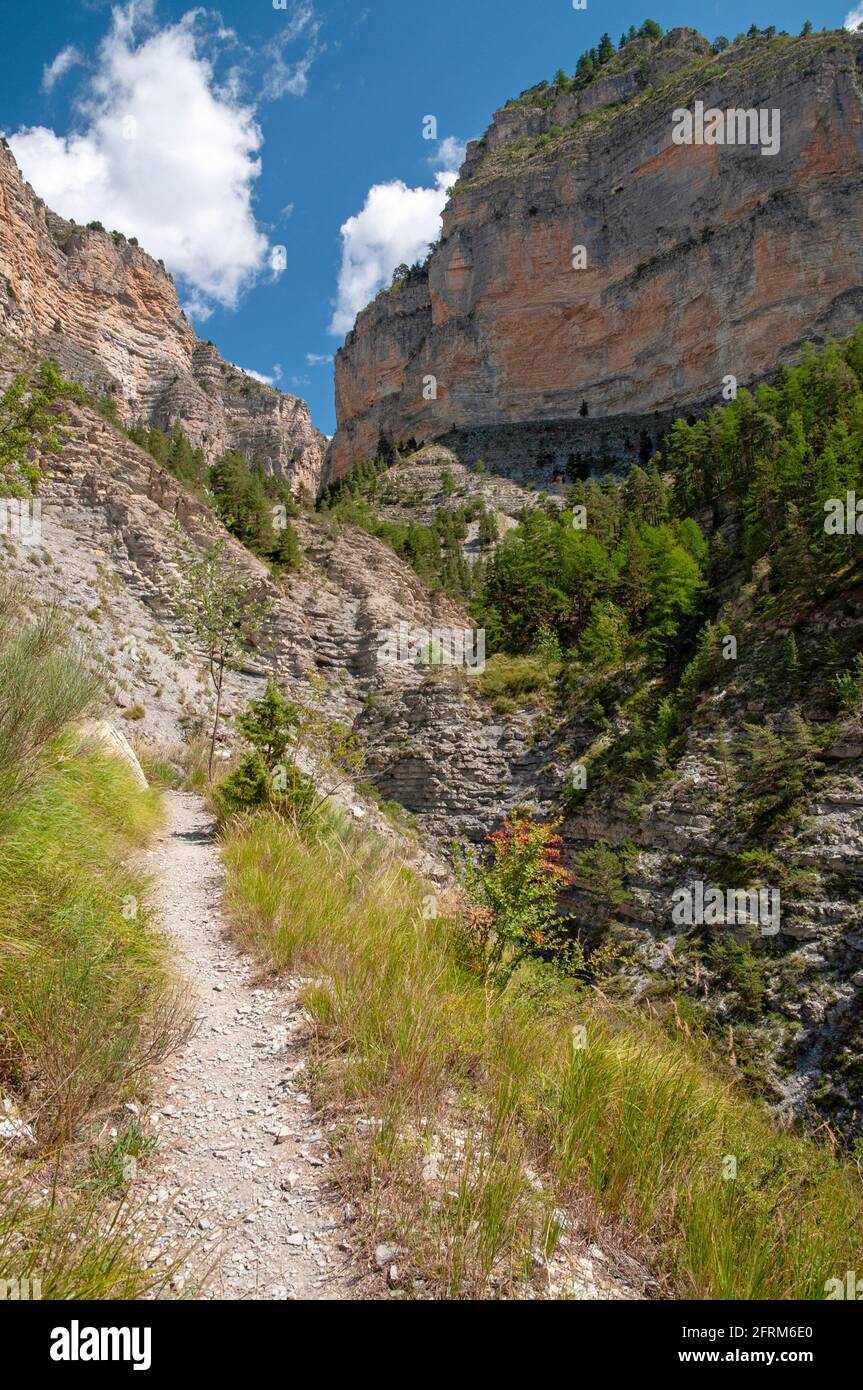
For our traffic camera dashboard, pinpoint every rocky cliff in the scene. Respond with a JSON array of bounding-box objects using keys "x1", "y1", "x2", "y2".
[
  {"x1": 328, "y1": 27, "x2": 863, "y2": 483},
  {"x1": 0, "y1": 142, "x2": 324, "y2": 495}
]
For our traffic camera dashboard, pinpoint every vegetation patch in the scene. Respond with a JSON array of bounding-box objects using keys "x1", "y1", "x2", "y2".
[
  {"x1": 220, "y1": 793, "x2": 863, "y2": 1299},
  {"x1": 0, "y1": 580, "x2": 189, "y2": 1297}
]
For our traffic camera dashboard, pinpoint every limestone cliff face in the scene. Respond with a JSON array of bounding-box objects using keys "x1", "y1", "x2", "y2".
[
  {"x1": 328, "y1": 28, "x2": 863, "y2": 482},
  {"x1": 0, "y1": 143, "x2": 324, "y2": 495}
]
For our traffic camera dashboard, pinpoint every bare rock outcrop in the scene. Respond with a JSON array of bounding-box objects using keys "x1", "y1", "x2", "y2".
[
  {"x1": 0, "y1": 142, "x2": 324, "y2": 495},
  {"x1": 328, "y1": 28, "x2": 863, "y2": 483}
]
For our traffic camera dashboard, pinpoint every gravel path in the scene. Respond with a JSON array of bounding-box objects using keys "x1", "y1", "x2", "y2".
[{"x1": 136, "y1": 792, "x2": 379, "y2": 1301}]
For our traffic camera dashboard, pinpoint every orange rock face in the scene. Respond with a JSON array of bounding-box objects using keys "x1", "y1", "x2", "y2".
[
  {"x1": 328, "y1": 30, "x2": 863, "y2": 482},
  {"x1": 0, "y1": 144, "x2": 324, "y2": 496}
]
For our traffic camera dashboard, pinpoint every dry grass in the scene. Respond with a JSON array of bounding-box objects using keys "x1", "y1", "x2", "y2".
[{"x1": 221, "y1": 805, "x2": 863, "y2": 1300}]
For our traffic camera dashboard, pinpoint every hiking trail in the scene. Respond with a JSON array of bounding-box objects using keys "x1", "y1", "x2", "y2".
[{"x1": 136, "y1": 791, "x2": 380, "y2": 1301}]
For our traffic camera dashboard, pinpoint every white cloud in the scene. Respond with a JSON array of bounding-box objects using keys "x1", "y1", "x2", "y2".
[
  {"x1": 42, "y1": 45, "x2": 84, "y2": 93},
  {"x1": 181, "y1": 290, "x2": 214, "y2": 323},
  {"x1": 328, "y1": 158, "x2": 460, "y2": 337},
  {"x1": 430, "y1": 135, "x2": 467, "y2": 174},
  {"x1": 306, "y1": 352, "x2": 333, "y2": 365},
  {"x1": 845, "y1": 6, "x2": 863, "y2": 29},
  {"x1": 262, "y1": 3, "x2": 323, "y2": 101},
  {"x1": 231, "y1": 361, "x2": 286, "y2": 386},
  {"x1": 10, "y1": 3, "x2": 276, "y2": 312}
]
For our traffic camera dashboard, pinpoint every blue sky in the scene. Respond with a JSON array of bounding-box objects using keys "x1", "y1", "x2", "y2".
[{"x1": 0, "y1": 0, "x2": 851, "y2": 434}]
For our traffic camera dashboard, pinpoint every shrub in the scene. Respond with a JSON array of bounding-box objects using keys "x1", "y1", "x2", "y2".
[
  {"x1": 707, "y1": 938, "x2": 767, "y2": 1019},
  {"x1": 458, "y1": 811, "x2": 578, "y2": 989},
  {"x1": 0, "y1": 362, "x2": 84, "y2": 497},
  {"x1": 212, "y1": 678, "x2": 316, "y2": 825},
  {"x1": 831, "y1": 653, "x2": 863, "y2": 714},
  {"x1": 477, "y1": 654, "x2": 558, "y2": 711}
]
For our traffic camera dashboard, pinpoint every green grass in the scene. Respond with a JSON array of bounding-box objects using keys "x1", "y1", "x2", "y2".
[
  {"x1": 86, "y1": 1119, "x2": 158, "y2": 1198},
  {"x1": 0, "y1": 579, "x2": 191, "y2": 1297},
  {"x1": 477, "y1": 654, "x2": 560, "y2": 713},
  {"x1": 0, "y1": 580, "x2": 104, "y2": 814},
  {"x1": 221, "y1": 806, "x2": 863, "y2": 1300},
  {"x1": 0, "y1": 739, "x2": 189, "y2": 1147},
  {"x1": 0, "y1": 1175, "x2": 180, "y2": 1300}
]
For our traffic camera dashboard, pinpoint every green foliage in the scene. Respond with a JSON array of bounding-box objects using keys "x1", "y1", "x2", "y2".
[
  {"x1": 214, "y1": 678, "x2": 316, "y2": 824},
  {"x1": 236, "y1": 676, "x2": 299, "y2": 765},
  {"x1": 0, "y1": 597, "x2": 187, "y2": 1293},
  {"x1": 458, "y1": 811, "x2": 578, "y2": 989},
  {"x1": 221, "y1": 800, "x2": 863, "y2": 1300},
  {"x1": 477, "y1": 653, "x2": 559, "y2": 712},
  {"x1": 0, "y1": 731, "x2": 186, "y2": 1145},
  {"x1": 86, "y1": 1120, "x2": 157, "y2": 1198},
  {"x1": 477, "y1": 507, "x2": 500, "y2": 548},
  {"x1": 322, "y1": 488, "x2": 482, "y2": 604},
  {"x1": 129, "y1": 421, "x2": 207, "y2": 491},
  {"x1": 742, "y1": 710, "x2": 817, "y2": 831},
  {"x1": 578, "y1": 599, "x2": 628, "y2": 668},
  {"x1": 476, "y1": 477, "x2": 705, "y2": 665},
  {"x1": 0, "y1": 582, "x2": 104, "y2": 818},
  {"x1": 783, "y1": 632, "x2": 802, "y2": 684},
  {"x1": 215, "y1": 675, "x2": 363, "y2": 826},
  {"x1": 208, "y1": 449, "x2": 301, "y2": 568},
  {"x1": 215, "y1": 748, "x2": 271, "y2": 815},
  {"x1": 130, "y1": 425, "x2": 302, "y2": 571},
  {"x1": 831, "y1": 653, "x2": 863, "y2": 713},
  {"x1": 172, "y1": 538, "x2": 272, "y2": 778},
  {"x1": 658, "y1": 334, "x2": 863, "y2": 583},
  {"x1": 531, "y1": 623, "x2": 562, "y2": 664},
  {"x1": 597, "y1": 32, "x2": 615, "y2": 64},
  {"x1": 0, "y1": 362, "x2": 84, "y2": 496},
  {"x1": 707, "y1": 938, "x2": 767, "y2": 1020},
  {"x1": 573, "y1": 840, "x2": 632, "y2": 910}
]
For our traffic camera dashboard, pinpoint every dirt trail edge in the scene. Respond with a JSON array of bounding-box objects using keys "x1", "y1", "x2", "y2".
[{"x1": 137, "y1": 791, "x2": 380, "y2": 1301}]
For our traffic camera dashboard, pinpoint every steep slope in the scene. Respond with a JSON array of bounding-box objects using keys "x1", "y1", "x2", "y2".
[
  {"x1": 316, "y1": 324, "x2": 863, "y2": 1141},
  {"x1": 328, "y1": 27, "x2": 863, "y2": 483},
  {"x1": 0, "y1": 142, "x2": 324, "y2": 495},
  {"x1": 0, "y1": 355, "x2": 468, "y2": 825}
]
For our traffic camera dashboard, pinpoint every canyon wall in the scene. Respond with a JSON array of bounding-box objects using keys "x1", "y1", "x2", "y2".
[
  {"x1": 0, "y1": 142, "x2": 324, "y2": 495},
  {"x1": 328, "y1": 27, "x2": 863, "y2": 484}
]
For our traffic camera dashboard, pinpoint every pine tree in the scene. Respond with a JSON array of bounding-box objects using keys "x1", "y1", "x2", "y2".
[
  {"x1": 575, "y1": 52, "x2": 595, "y2": 83},
  {"x1": 598, "y1": 32, "x2": 615, "y2": 64},
  {"x1": 273, "y1": 518, "x2": 302, "y2": 570}
]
